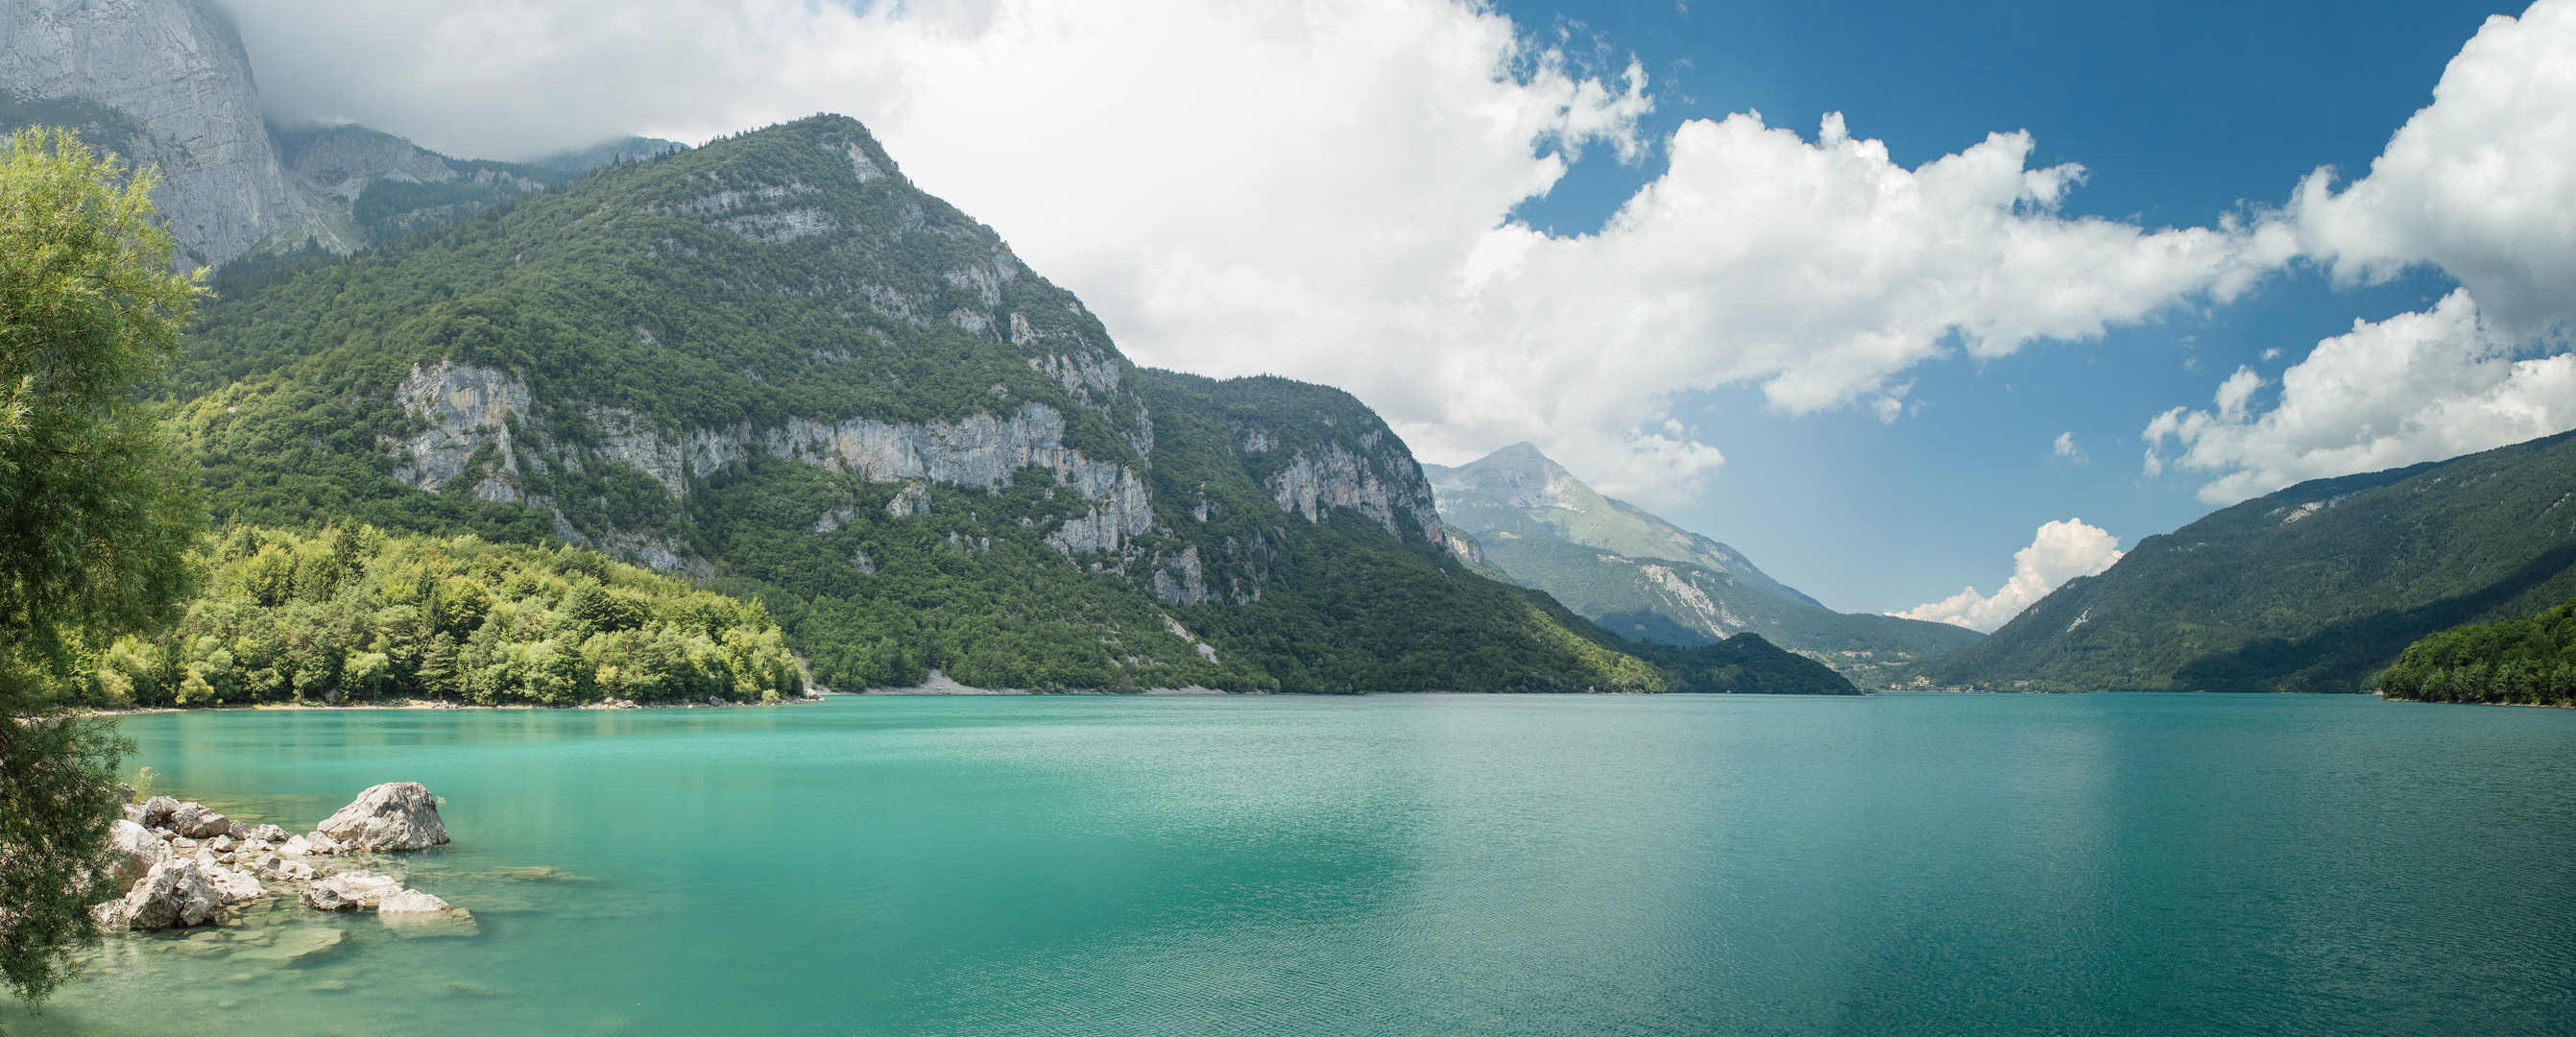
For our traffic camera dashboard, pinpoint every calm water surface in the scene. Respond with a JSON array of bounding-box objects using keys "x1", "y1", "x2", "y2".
[{"x1": 8, "y1": 693, "x2": 2573, "y2": 1036}]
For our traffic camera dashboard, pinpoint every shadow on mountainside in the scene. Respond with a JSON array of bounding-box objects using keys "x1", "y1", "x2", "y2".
[{"x1": 2169, "y1": 543, "x2": 2576, "y2": 693}]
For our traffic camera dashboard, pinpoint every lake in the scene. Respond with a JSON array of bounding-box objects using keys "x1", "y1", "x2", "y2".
[{"x1": 8, "y1": 693, "x2": 2572, "y2": 1036}]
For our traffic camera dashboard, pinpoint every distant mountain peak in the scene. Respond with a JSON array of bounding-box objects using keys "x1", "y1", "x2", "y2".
[
  {"x1": 1426, "y1": 441, "x2": 1590, "y2": 512},
  {"x1": 1426, "y1": 441, "x2": 1980, "y2": 668}
]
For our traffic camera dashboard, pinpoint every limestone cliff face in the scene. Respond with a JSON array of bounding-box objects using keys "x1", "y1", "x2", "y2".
[
  {"x1": 385, "y1": 361, "x2": 1155, "y2": 571},
  {"x1": 0, "y1": 0, "x2": 301, "y2": 267},
  {"x1": 1263, "y1": 429, "x2": 1444, "y2": 547}
]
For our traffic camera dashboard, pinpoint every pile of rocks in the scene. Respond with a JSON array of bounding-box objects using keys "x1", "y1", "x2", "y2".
[{"x1": 95, "y1": 782, "x2": 467, "y2": 932}]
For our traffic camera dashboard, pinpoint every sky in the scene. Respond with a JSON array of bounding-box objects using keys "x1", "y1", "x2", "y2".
[{"x1": 213, "y1": 0, "x2": 2576, "y2": 625}]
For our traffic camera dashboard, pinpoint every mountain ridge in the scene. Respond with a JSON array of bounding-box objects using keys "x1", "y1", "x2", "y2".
[
  {"x1": 1935, "y1": 429, "x2": 2576, "y2": 691},
  {"x1": 1425, "y1": 443, "x2": 1980, "y2": 682},
  {"x1": 170, "y1": 113, "x2": 1854, "y2": 697}
]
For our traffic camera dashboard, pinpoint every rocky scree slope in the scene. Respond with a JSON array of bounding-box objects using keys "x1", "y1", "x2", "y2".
[
  {"x1": 173, "y1": 115, "x2": 1849, "y2": 696},
  {"x1": 1936, "y1": 429, "x2": 2576, "y2": 692},
  {"x1": 1426, "y1": 444, "x2": 1980, "y2": 678}
]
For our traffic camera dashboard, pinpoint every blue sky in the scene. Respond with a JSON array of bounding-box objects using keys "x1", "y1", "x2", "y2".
[
  {"x1": 226, "y1": 0, "x2": 2573, "y2": 624},
  {"x1": 1464, "y1": 0, "x2": 2516, "y2": 613}
]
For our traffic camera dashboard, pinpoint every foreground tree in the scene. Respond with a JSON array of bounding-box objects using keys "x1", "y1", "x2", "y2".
[{"x1": 0, "y1": 128, "x2": 203, "y2": 1018}]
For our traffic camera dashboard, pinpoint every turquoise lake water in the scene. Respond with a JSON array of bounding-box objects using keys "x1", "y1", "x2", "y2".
[{"x1": 6, "y1": 692, "x2": 2573, "y2": 1036}]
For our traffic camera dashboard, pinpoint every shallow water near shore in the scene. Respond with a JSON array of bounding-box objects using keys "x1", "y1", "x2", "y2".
[{"x1": 9, "y1": 693, "x2": 2574, "y2": 1036}]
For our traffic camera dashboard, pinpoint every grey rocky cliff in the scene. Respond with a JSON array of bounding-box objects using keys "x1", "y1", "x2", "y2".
[
  {"x1": 1264, "y1": 429, "x2": 1445, "y2": 547},
  {"x1": 0, "y1": 0, "x2": 302, "y2": 267},
  {"x1": 385, "y1": 360, "x2": 1158, "y2": 572}
]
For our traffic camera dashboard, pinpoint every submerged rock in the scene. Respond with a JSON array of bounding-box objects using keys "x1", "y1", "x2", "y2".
[
  {"x1": 316, "y1": 783, "x2": 450, "y2": 852},
  {"x1": 230, "y1": 927, "x2": 347, "y2": 962}
]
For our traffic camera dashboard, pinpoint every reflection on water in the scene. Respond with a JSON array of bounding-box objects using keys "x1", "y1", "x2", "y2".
[{"x1": 7, "y1": 694, "x2": 2574, "y2": 1036}]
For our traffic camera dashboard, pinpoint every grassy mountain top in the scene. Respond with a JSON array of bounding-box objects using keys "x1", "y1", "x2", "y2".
[{"x1": 1938, "y1": 430, "x2": 2576, "y2": 692}]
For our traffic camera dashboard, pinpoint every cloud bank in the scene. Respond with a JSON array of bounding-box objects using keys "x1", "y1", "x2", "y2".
[
  {"x1": 1893, "y1": 519, "x2": 2125, "y2": 632},
  {"x1": 2152, "y1": 1, "x2": 2576, "y2": 503},
  {"x1": 215, "y1": 0, "x2": 2305, "y2": 507}
]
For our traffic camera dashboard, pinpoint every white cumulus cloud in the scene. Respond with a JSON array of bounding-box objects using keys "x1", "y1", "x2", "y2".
[
  {"x1": 1893, "y1": 518, "x2": 2125, "y2": 632},
  {"x1": 2149, "y1": 0, "x2": 2576, "y2": 503},
  {"x1": 214, "y1": 0, "x2": 2301, "y2": 508},
  {"x1": 2286, "y1": 0, "x2": 2576, "y2": 335},
  {"x1": 2143, "y1": 290, "x2": 2575, "y2": 503}
]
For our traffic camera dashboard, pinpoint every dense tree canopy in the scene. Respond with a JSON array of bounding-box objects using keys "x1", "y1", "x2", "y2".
[{"x1": 0, "y1": 128, "x2": 205, "y2": 1017}]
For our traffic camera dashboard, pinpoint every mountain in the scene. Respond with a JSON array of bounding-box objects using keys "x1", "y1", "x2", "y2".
[
  {"x1": 1935, "y1": 430, "x2": 2576, "y2": 692},
  {"x1": 0, "y1": 1, "x2": 691, "y2": 269},
  {"x1": 0, "y1": 0, "x2": 305, "y2": 267},
  {"x1": 270, "y1": 124, "x2": 577, "y2": 250},
  {"x1": 1424, "y1": 444, "x2": 1981, "y2": 683},
  {"x1": 170, "y1": 114, "x2": 1853, "y2": 697}
]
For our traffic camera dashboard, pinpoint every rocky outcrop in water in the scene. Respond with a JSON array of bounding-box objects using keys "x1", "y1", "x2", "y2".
[
  {"x1": 96, "y1": 784, "x2": 466, "y2": 932},
  {"x1": 115, "y1": 858, "x2": 219, "y2": 928},
  {"x1": 315, "y1": 782, "x2": 449, "y2": 852}
]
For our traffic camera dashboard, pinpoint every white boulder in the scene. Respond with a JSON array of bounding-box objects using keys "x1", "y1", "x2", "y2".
[
  {"x1": 136, "y1": 796, "x2": 180, "y2": 829},
  {"x1": 375, "y1": 888, "x2": 450, "y2": 913},
  {"x1": 204, "y1": 863, "x2": 265, "y2": 905},
  {"x1": 300, "y1": 870, "x2": 404, "y2": 911},
  {"x1": 316, "y1": 783, "x2": 449, "y2": 852},
  {"x1": 120, "y1": 859, "x2": 222, "y2": 928},
  {"x1": 104, "y1": 820, "x2": 168, "y2": 888},
  {"x1": 164, "y1": 802, "x2": 233, "y2": 839}
]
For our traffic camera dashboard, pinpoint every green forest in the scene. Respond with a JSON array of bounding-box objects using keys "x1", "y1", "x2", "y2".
[
  {"x1": 82, "y1": 524, "x2": 801, "y2": 708},
  {"x1": 151, "y1": 114, "x2": 1855, "y2": 698},
  {"x1": 1936, "y1": 429, "x2": 2576, "y2": 692},
  {"x1": 2379, "y1": 595, "x2": 2576, "y2": 706}
]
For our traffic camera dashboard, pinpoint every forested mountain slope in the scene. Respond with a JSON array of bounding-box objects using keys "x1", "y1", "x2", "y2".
[
  {"x1": 1426, "y1": 444, "x2": 1979, "y2": 682},
  {"x1": 1936, "y1": 430, "x2": 2576, "y2": 692},
  {"x1": 172, "y1": 114, "x2": 1850, "y2": 696}
]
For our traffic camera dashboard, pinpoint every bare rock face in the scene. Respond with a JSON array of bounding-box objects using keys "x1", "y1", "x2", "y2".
[
  {"x1": 316, "y1": 783, "x2": 449, "y2": 852},
  {"x1": 0, "y1": 0, "x2": 305, "y2": 267},
  {"x1": 1265, "y1": 437, "x2": 1445, "y2": 547},
  {"x1": 120, "y1": 858, "x2": 221, "y2": 928},
  {"x1": 104, "y1": 819, "x2": 168, "y2": 887}
]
